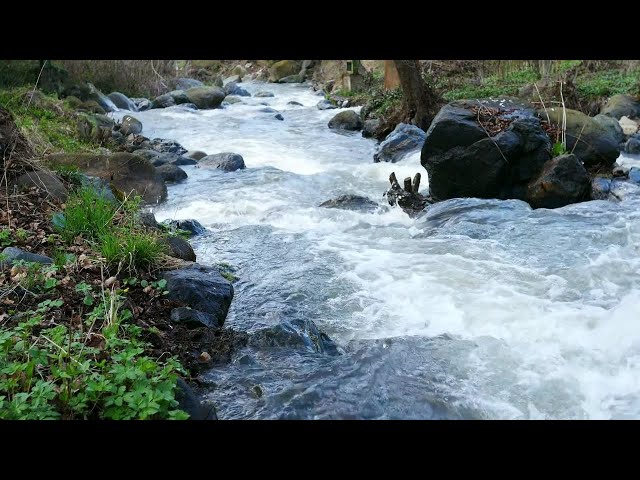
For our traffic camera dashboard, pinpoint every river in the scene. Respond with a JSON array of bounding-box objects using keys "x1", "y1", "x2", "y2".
[{"x1": 114, "y1": 82, "x2": 640, "y2": 419}]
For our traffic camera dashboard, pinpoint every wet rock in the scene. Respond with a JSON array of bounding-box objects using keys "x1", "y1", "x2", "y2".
[
  {"x1": 526, "y1": 154, "x2": 590, "y2": 208},
  {"x1": 170, "y1": 307, "x2": 214, "y2": 327},
  {"x1": 223, "y1": 96, "x2": 243, "y2": 105},
  {"x1": 629, "y1": 167, "x2": 640, "y2": 184},
  {"x1": 163, "y1": 236, "x2": 196, "y2": 261},
  {"x1": 86, "y1": 83, "x2": 118, "y2": 112},
  {"x1": 618, "y1": 116, "x2": 639, "y2": 136},
  {"x1": 601, "y1": 94, "x2": 640, "y2": 120},
  {"x1": 177, "y1": 103, "x2": 198, "y2": 110},
  {"x1": 168, "y1": 90, "x2": 191, "y2": 105},
  {"x1": 152, "y1": 93, "x2": 176, "y2": 109},
  {"x1": 255, "y1": 91, "x2": 274, "y2": 98},
  {"x1": 156, "y1": 164, "x2": 188, "y2": 183},
  {"x1": 185, "y1": 86, "x2": 225, "y2": 109},
  {"x1": 108, "y1": 92, "x2": 138, "y2": 112},
  {"x1": 199, "y1": 152, "x2": 246, "y2": 172},
  {"x1": 613, "y1": 165, "x2": 629, "y2": 177},
  {"x1": 119, "y1": 115, "x2": 143, "y2": 136},
  {"x1": 624, "y1": 136, "x2": 640, "y2": 155},
  {"x1": 173, "y1": 156, "x2": 197, "y2": 166},
  {"x1": 185, "y1": 150, "x2": 207, "y2": 161},
  {"x1": 259, "y1": 107, "x2": 277, "y2": 113},
  {"x1": 15, "y1": 169, "x2": 68, "y2": 202},
  {"x1": 176, "y1": 378, "x2": 217, "y2": 420},
  {"x1": 610, "y1": 179, "x2": 640, "y2": 200},
  {"x1": 224, "y1": 82, "x2": 250, "y2": 97},
  {"x1": 223, "y1": 75, "x2": 242, "y2": 86},
  {"x1": 149, "y1": 138, "x2": 188, "y2": 155},
  {"x1": 328, "y1": 110, "x2": 362, "y2": 131},
  {"x1": 131, "y1": 98, "x2": 151, "y2": 111},
  {"x1": 591, "y1": 176, "x2": 612, "y2": 200},
  {"x1": 274, "y1": 114, "x2": 284, "y2": 121},
  {"x1": 1, "y1": 247, "x2": 53, "y2": 268},
  {"x1": 279, "y1": 74, "x2": 304, "y2": 83},
  {"x1": 134, "y1": 149, "x2": 161, "y2": 162},
  {"x1": 249, "y1": 319, "x2": 340, "y2": 355},
  {"x1": 593, "y1": 114, "x2": 625, "y2": 144},
  {"x1": 319, "y1": 194, "x2": 381, "y2": 212},
  {"x1": 172, "y1": 78, "x2": 204, "y2": 91},
  {"x1": 163, "y1": 264, "x2": 234, "y2": 328},
  {"x1": 362, "y1": 118, "x2": 380, "y2": 138},
  {"x1": 317, "y1": 99, "x2": 337, "y2": 110},
  {"x1": 385, "y1": 182, "x2": 432, "y2": 217},
  {"x1": 375, "y1": 123, "x2": 426, "y2": 163},
  {"x1": 162, "y1": 219, "x2": 206, "y2": 236},
  {"x1": 287, "y1": 100, "x2": 303, "y2": 106},
  {"x1": 137, "y1": 211, "x2": 159, "y2": 229}
]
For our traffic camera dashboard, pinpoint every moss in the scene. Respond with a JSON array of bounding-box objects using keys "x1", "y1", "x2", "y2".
[{"x1": 576, "y1": 69, "x2": 640, "y2": 99}]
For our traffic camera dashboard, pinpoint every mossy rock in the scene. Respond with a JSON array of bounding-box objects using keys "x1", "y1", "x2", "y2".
[
  {"x1": 64, "y1": 95, "x2": 83, "y2": 110},
  {"x1": 184, "y1": 86, "x2": 225, "y2": 109},
  {"x1": 268, "y1": 60, "x2": 301, "y2": 82},
  {"x1": 78, "y1": 100, "x2": 106, "y2": 115},
  {"x1": 44, "y1": 152, "x2": 167, "y2": 204},
  {"x1": 600, "y1": 94, "x2": 640, "y2": 120}
]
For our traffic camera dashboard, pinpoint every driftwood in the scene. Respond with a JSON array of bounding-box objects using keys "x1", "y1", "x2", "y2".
[
  {"x1": 412, "y1": 173, "x2": 421, "y2": 193},
  {"x1": 385, "y1": 171, "x2": 432, "y2": 217},
  {"x1": 404, "y1": 177, "x2": 412, "y2": 192}
]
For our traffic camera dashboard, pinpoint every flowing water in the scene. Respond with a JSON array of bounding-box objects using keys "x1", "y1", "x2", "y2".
[{"x1": 114, "y1": 83, "x2": 640, "y2": 419}]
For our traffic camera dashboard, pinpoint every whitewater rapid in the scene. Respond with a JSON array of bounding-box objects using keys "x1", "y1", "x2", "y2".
[{"x1": 114, "y1": 82, "x2": 640, "y2": 419}]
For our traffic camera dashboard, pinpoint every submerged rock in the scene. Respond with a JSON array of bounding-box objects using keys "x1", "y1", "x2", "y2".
[
  {"x1": 255, "y1": 91, "x2": 275, "y2": 98},
  {"x1": 319, "y1": 194, "x2": 381, "y2": 212},
  {"x1": 249, "y1": 319, "x2": 340, "y2": 355},
  {"x1": 317, "y1": 99, "x2": 337, "y2": 110},
  {"x1": 199, "y1": 152, "x2": 246, "y2": 172},
  {"x1": 156, "y1": 164, "x2": 188, "y2": 183}
]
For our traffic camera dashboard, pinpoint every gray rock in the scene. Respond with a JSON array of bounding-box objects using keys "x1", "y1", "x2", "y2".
[
  {"x1": 163, "y1": 236, "x2": 196, "y2": 261},
  {"x1": 177, "y1": 103, "x2": 198, "y2": 110},
  {"x1": 223, "y1": 75, "x2": 242, "y2": 86},
  {"x1": 138, "y1": 211, "x2": 159, "y2": 229},
  {"x1": 168, "y1": 90, "x2": 191, "y2": 105},
  {"x1": 319, "y1": 194, "x2": 381, "y2": 212},
  {"x1": 224, "y1": 82, "x2": 250, "y2": 97},
  {"x1": 274, "y1": 114, "x2": 284, "y2": 121},
  {"x1": 15, "y1": 169, "x2": 67, "y2": 202},
  {"x1": 591, "y1": 176, "x2": 612, "y2": 200},
  {"x1": 223, "y1": 96, "x2": 243, "y2": 105},
  {"x1": 156, "y1": 164, "x2": 188, "y2": 183},
  {"x1": 254, "y1": 91, "x2": 274, "y2": 98},
  {"x1": 131, "y1": 98, "x2": 151, "y2": 111},
  {"x1": 1, "y1": 247, "x2": 52, "y2": 268},
  {"x1": 108, "y1": 92, "x2": 138, "y2": 112},
  {"x1": 374, "y1": 123, "x2": 426, "y2": 163},
  {"x1": 152, "y1": 93, "x2": 176, "y2": 109},
  {"x1": 317, "y1": 99, "x2": 337, "y2": 110},
  {"x1": 362, "y1": 119, "x2": 380, "y2": 138},
  {"x1": 79, "y1": 175, "x2": 117, "y2": 203},
  {"x1": 134, "y1": 149, "x2": 161, "y2": 162},
  {"x1": 185, "y1": 151, "x2": 207, "y2": 161},
  {"x1": 170, "y1": 307, "x2": 214, "y2": 328},
  {"x1": 185, "y1": 86, "x2": 226, "y2": 109},
  {"x1": 328, "y1": 110, "x2": 363, "y2": 131},
  {"x1": 162, "y1": 264, "x2": 234, "y2": 328},
  {"x1": 278, "y1": 74, "x2": 304, "y2": 83},
  {"x1": 173, "y1": 78, "x2": 204, "y2": 91},
  {"x1": 86, "y1": 83, "x2": 118, "y2": 113},
  {"x1": 593, "y1": 114, "x2": 625, "y2": 145},
  {"x1": 199, "y1": 152, "x2": 246, "y2": 172},
  {"x1": 120, "y1": 115, "x2": 143, "y2": 136},
  {"x1": 601, "y1": 94, "x2": 640, "y2": 120},
  {"x1": 625, "y1": 137, "x2": 640, "y2": 154},
  {"x1": 629, "y1": 167, "x2": 640, "y2": 184},
  {"x1": 162, "y1": 219, "x2": 206, "y2": 236},
  {"x1": 287, "y1": 101, "x2": 303, "y2": 106},
  {"x1": 249, "y1": 319, "x2": 339, "y2": 355}
]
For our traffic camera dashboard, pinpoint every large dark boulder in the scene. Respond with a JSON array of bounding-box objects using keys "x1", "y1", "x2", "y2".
[
  {"x1": 328, "y1": 110, "x2": 363, "y2": 131},
  {"x1": 374, "y1": 123, "x2": 426, "y2": 163},
  {"x1": 319, "y1": 194, "x2": 380, "y2": 212},
  {"x1": 199, "y1": 152, "x2": 246, "y2": 172},
  {"x1": 362, "y1": 119, "x2": 381, "y2": 138},
  {"x1": 156, "y1": 164, "x2": 188, "y2": 183},
  {"x1": 185, "y1": 87, "x2": 225, "y2": 109},
  {"x1": 593, "y1": 114, "x2": 625, "y2": 145},
  {"x1": 108, "y1": 92, "x2": 138, "y2": 112},
  {"x1": 119, "y1": 115, "x2": 143, "y2": 136},
  {"x1": 526, "y1": 154, "x2": 590, "y2": 208},
  {"x1": 542, "y1": 106, "x2": 620, "y2": 168},
  {"x1": 15, "y1": 169, "x2": 68, "y2": 202},
  {"x1": 421, "y1": 100, "x2": 552, "y2": 202},
  {"x1": 44, "y1": 152, "x2": 167, "y2": 204},
  {"x1": 601, "y1": 94, "x2": 640, "y2": 120},
  {"x1": 162, "y1": 264, "x2": 234, "y2": 328}
]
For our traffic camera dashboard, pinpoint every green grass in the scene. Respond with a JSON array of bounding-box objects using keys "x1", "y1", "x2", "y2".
[
  {"x1": 0, "y1": 87, "x2": 100, "y2": 155},
  {"x1": 576, "y1": 69, "x2": 640, "y2": 99},
  {"x1": 442, "y1": 67, "x2": 540, "y2": 101},
  {"x1": 56, "y1": 186, "x2": 117, "y2": 242},
  {"x1": 99, "y1": 229, "x2": 166, "y2": 272}
]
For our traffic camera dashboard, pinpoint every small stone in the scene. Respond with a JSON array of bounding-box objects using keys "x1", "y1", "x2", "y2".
[
  {"x1": 104, "y1": 276, "x2": 117, "y2": 288},
  {"x1": 198, "y1": 351, "x2": 212, "y2": 362}
]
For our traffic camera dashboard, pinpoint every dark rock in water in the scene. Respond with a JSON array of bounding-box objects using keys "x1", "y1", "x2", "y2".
[
  {"x1": 317, "y1": 99, "x2": 337, "y2": 110},
  {"x1": 149, "y1": 138, "x2": 188, "y2": 155},
  {"x1": 385, "y1": 183, "x2": 432, "y2": 217},
  {"x1": 274, "y1": 114, "x2": 284, "y2": 121},
  {"x1": 223, "y1": 96, "x2": 243, "y2": 105},
  {"x1": 629, "y1": 167, "x2": 640, "y2": 184},
  {"x1": 79, "y1": 175, "x2": 117, "y2": 203},
  {"x1": 162, "y1": 264, "x2": 234, "y2": 328},
  {"x1": 119, "y1": 115, "x2": 143, "y2": 136},
  {"x1": 223, "y1": 75, "x2": 242, "y2": 86},
  {"x1": 1, "y1": 247, "x2": 53, "y2": 268},
  {"x1": 422, "y1": 101, "x2": 553, "y2": 202},
  {"x1": 259, "y1": 107, "x2": 277, "y2": 113},
  {"x1": 108, "y1": 92, "x2": 138, "y2": 112},
  {"x1": 135, "y1": 149, "x2": 161, "y2": 162},
  {"x1": 111, "y1": 130, "x2": 125, "y2": 145},
  {"x1": 162, "y1": 219, "x2": 206, "y2": 236},
  {"x1": 173, "y1": 156, "x2": 197, "y2": 166},
  {"x1": 168, "y1": 90, "x2": 191, "y2": 105},
  {"x1": 625, "y1": 137, "x2": 640, "y2": 154},
  {"x1": 374, "y1": 123, "x2": 426, "y2": 163},
  {"x1": 152, "y1": 93, "x2": 176, "y2": 109},
  {"x1": 131, "y1": 98, "x2": 151, "y2": 111},
  {"x1": 156, "y1": 164, "x2": 188, "y2": 183},
  {"x1": 287, "y1": 100, "x2": 303, "y2": 106},
  {"x1": 328, "y1": 110, "x2": 362, "y2": 131},
  {"x1": 543, "y1": 106, "x2": 620, "y2": 168},
  {"x1": 185, "y1": 150, "x2": 207, "y2": 161},
  {"x1": 151, "y1": 152, "x2": 182, "y2": 166},
  {"x1": 601, "y1": 94, "x2": 640, "y2": 120},
  {"x1": 362, "y1": 118, "x2": 380, "y2": 138},
  {"x1": 177, "y1": 103, "x2": 198, "y2": 110},
  {"x1": 185, "y1": 86, "x2": 225, "y2": 109},
  {"x1": 172, "y1": 78, "x2": 204, "y2": 91},
  {"x1": 199, "y1": 152, "x2": 246, "y2": 172},
  {"x1": 138, "y1": 211, "x2": 159, "y2": 229},
  {"x1": 163, "y1": 236, "x2": 196, "y2": 261},
  {"x1": 15, "y1": 169, "x2": 68, "y2": 202},
  {"x1": 613, "y1": 165, "x2": 629, "y2": 177},
  {"x1": 224, "y1": 82, "x2": 250, "y2": 97},
  {"x1": 526, "y1": 154, "x2": 590, "y2": 208},
  {"x1": 176, "y1": 378, "x2": 217, "y2": 420},
  {"x1": 249, "y1": 319, "x2": 340, "y2": 355},
  {"x1": 319, "y1": 194, "x2": 381, "y2": 212},
  {"x1": 255, "y1": 91, "x2": 275, "y2": 98},
  {"x1": 591, "y1": 176, "x2": 612, "y2": 200}
]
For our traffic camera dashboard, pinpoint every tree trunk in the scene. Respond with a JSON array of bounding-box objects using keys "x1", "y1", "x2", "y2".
[{"x1": 393, "y1": 60, "x2": 439, "y2": 131}]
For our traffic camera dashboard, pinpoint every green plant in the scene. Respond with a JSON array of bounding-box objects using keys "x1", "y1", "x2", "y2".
[
  {"x1": 552, "y1": 142, "x2": 568, "y2": 157},
  {"x1": 216, "y1": 262, "x2": 239, "y2": 283},
  {"x1": 99, "y1": 229, "x2": 165, "y2": 273},
  {"x1": 52, "y1": 164, "x2": 83, "y2": 187},
  {"x1": 56, "y1": 186, "x2": 117, "y2": 242},
  {"x1": 0, "y1": 228, "x2": 12, "y2": 247},
  {"x1": 0, "y1": 295, "x2": 189, "y2": 420}
]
